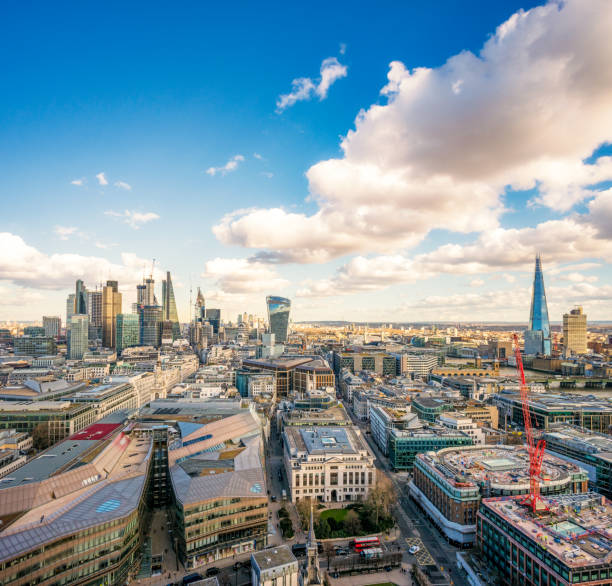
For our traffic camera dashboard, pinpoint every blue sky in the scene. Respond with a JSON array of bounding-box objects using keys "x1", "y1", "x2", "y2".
[{"x1": 2, "y1": 0, "x2": 612, "y2": 323}]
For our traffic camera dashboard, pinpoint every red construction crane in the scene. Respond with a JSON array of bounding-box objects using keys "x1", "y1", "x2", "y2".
[{"x1": 513, "y1": 333, "x2": 548, "y2": 513}]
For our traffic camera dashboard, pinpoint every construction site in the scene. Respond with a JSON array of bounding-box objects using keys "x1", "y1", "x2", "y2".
[{"x1": 478, "y1": 492, "x2": 612, "y2": 585}]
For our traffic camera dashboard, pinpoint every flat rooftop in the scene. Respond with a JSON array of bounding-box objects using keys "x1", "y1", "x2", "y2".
[
  {"x1": 545, "y1": 426, "x2": 612, "y2": 454},
  {"x1": 498, "y1": 393, "x2": 612, "y2": 413},
  {"x1": 422, "y1": 445, "x2": 583, "y2": 491},
  {"x1": 252, "y1": 545, "x2": 297, "y2": 570},
  {"x1": 482, "y1": 493, "x2": 612, "y2": 568},
  {"x1": 284, "y1": 426, "x2": 370, "y2": 456}
]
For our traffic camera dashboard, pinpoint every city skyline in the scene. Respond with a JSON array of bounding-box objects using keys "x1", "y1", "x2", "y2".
[{"x1": 2, "y1": 0, "x2": 612, "y2": 323}]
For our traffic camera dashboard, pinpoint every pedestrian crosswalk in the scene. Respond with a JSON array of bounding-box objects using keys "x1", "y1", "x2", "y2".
[{"x1": 406, "y1": 537, "x2": 435, "y2": 566}]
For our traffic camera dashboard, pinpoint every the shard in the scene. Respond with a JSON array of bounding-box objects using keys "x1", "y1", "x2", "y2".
[{"x1": 524, "y1": 254, "x2": 551, "y2": 355}]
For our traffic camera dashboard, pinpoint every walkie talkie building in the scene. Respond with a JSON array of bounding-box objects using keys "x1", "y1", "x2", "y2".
[{"x1": 266, "y1": 295, "x2": 291, "y2": 344}]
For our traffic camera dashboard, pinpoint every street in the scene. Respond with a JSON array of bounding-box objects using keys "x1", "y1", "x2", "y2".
[{"x1": 342, "y1": 392, "x2": 469, "y2": 586}]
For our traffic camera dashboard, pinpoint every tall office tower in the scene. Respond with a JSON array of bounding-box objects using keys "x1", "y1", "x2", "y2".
[
  {"x1": 205, "y1": 308, "x2": 221, "y2": 334},
  {"x1": 161, "y1": 271, "x2": 180, "y2": 339},
  {"x1": 563, "y1": 306, "x2": 588, "y2": 356},
  {"x1": 102, "y1": 280, "x2": 122, "y2": 349},
  {"x1": 87, "y1": 289, "x2": 103, "y2": 341},
  {"x1": 75, "y1": 279, "x2": 88, "y2": 315},
  {"x1": 524, "y1": 254, "x2": 551, "y2": 356},
  {"x1": 42, "y1": 316, "x2": 61, "y2": 338},
  {"x1": 136, "y1": 277, "x2": 156, "y2": 307},
  {"x1": 266, "y1": 295, "x2": 291, "y2": 344},
  {"x1": 68, "y1": 314, "x2": 89, "y2": 359},
  {"x1": 139, "y1": 305, "x2": 162, "y2": 347},
  {"x1": 66, "y1": 293, "x2": 76, "y2": 331},
  {"x1": 195, "y1": 287, "x2": 205, "y2": 320},
  {"x1": 116, "y1": 313, "x2": 140, "y2": 354}
]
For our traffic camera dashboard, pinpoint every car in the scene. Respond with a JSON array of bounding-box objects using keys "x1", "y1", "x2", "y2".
[
  {"x1": 270, "y1": 495, "x2": 277, "y2": 502},
  {"x1": 409, "y1": 545, "x2": 420, "y2": 554},
  {"x1": 181, "y1": 574, "x2": 203, "y2": 585},
  {"x1": 205, "y1": 567, "x2": 220, "y2": 577},
  {"x1": 292, "y1": 543, "x2": 307, "y2": 557}
]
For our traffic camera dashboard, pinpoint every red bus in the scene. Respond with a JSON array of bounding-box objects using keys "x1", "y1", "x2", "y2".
[{"x1": 350, "y1": 537, "x2": 380, "y2": 551}]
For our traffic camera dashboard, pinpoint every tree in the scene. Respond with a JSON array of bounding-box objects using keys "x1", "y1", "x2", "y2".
[
  {"x1": 343, "y1": 509, "x2": 362, "y2": 536},
  {"x1": 317, "y1": 518, "x2": 331, "y2": 539},
  {"x1": 32, "y1": 423, "x2": 50, "y2": 451},
  {"x1": 296, "y1": 497, "x2": 319, "y2": 531},
  {"x1": 365, "y1": 474, "x2": 397, "y2": 528},
  {"x1": 323, "y1": 541, "x2": 335, "y2": 567}
]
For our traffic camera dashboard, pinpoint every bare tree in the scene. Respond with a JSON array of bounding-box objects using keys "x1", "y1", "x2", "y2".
[
  {"x1": 32, "y1": 423, "x2": 50, "y2": 451},
  {"x1": 343, "y1": 509, "x2": 362, "y2": 536},
  {"x1": 366, "y1": 474, "x2": 397, "y2": 527}
]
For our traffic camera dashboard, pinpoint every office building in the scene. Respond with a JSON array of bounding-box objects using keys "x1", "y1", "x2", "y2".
[
  {"x1": 242, "y1": 357, "x2": 314, "y2": 397},
  {"x1": 563, "y1": 306, "x2": 588, "y2": 356},
  {"x1": 332, "y1": 350, "x2": 397, "y2": 376},
  {"x1": 69, "y1": 314, "x2": 89, "y2": 359},
  {"x1": 251, "y1": 546, "x2": 299, "y2": 586},
  {"x1": 75, "y1": 278, "x2": 88, "y2": 315},
  {"x1": 169, "y1": 410, "x2": 268, "y2": 568},
  {"x1": 388, "y1": 425, "x2": 473, "y2": 471},
  {"x1": 524, "y1": 254, "x2": 552, "y2": 356},
  {"x1": 0, "y1": 400, "x2": 96, "y2": 443},
  {"x1": 0, "y1": 421, "x2": 152, "y2": 585},
  {"x1": 14, "y1": 335, "x2": 57, "y2": 357},
  {"x1": 294, "y1": 359, "x2": 335, "y2": 393},
  {"x1": 266, "y1": 295, "x2": 291, "y2": 344},
  {"x1": 65, "y1": 292, "x2": 76, "y2": 331},
  {"x1": 543, "y1": 425, "x2": 612, "y2": 498},
  {"x1": 139, "y1": 305, "x2": 162, "y2": 347},
  {"x1": 137, "y1": 276, "x2": 156, "y2": 307},
  {"x1": 102, "y1": 280, "x2": 122, "y2": 349},
  {"x1": 69, "y1": 383, "x2": 138, "y2": 419},
  {"x1": 42, "y1": 315, "x2": 61, "y2": 338},
  {"x1": 370, "y1": 406, "x2": 422, "y2": 455},
  {"x1": 205, "y1": 307, "x2": 221, "y2": 334},
  {"x1": 396, "y1": 352, "x2": 439, "y2": 376},
  {"x1": 410, "y1": 446, "x2": 588, "y2": 545},
  {"x1": 162, "y1": 271, "x2": 181, "y2": 339},
  {"x1": 283, "y1": 426, "x2": 376, "y2": 503},
  {"x1": 23, "y1": 326, "x2": 45, "y2": 337},
  {"x1": 477, "y1": 492, "x2": 612, "y2": 586},
  {"x1": 116, "y1": 313, "x2": 140, "y2": 354},
  {"x1": 494, "y1": 393, "x2": 612, "y2": 433},
  {"x1": 87, "y1": 289, "x2": 103, "y2": 341}
]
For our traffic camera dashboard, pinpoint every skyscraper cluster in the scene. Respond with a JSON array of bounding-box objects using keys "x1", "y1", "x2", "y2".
[{"x1": 62, "y1": 269, "x2": 182, "y2": 356}]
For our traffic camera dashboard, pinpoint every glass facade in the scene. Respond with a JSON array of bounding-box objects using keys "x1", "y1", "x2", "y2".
[
  {"x1": 162, "y1": 271, "x2": 181, "y2": 340},
  {"x1": 116, "y1": 313, "x2": 140, "y2": 354},
  {"x1": 525, "y1": 254, "x2": 551, "y2": 356},
  {"x1": 69, "y1": 314, "x2": 89, "y2": 359},
  {"x1": 139, "y1": 305, "x2": 162, "y2": 348},
  {"x1": 266, "y1": 296, "x2": 291, "y2": 344}
]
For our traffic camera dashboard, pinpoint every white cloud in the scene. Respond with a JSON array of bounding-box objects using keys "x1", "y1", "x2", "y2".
[
  {"x1": 276, "y1": 56, "x2": 347, "y2": 112},
  {"x1": 470, "y1": 279, "x2": 484, "y2": 287},
  {"x1": 96, "y1": 172, "x2": 108, "y2": 186},
  {"x1": 339, "y1": 43, "x2": 347, "y2": 55},
  {"x1": 95, "y1": 241, "x2": 118, "y2": 249},
  {"x1": 206, "y1": 155, "x2": 245, "y2": 176},
  {"x1": 54, "y1": 226, "x2": 78, "y2": 240},
  {"x1": 0, "y1": 232, "x2": 159, "y2": 290},
  {"x1": 202, "y1": 258, "x2": 288, "y2": 294},
  {"x1": 558, "y1": 272, "x2": 598, "y2": 284},
  {"x1": 261, "y1": 172, "x2": 274, "y2": 179},
  {"x1": 104, "y1": 209, "x2": 160, "y2": 229},
  {"x1": 71, "y1": 178, "x2": 85, "y2": 186},
  {"x1": 218, "y1": 0, "x2": 612, "y2": 264},
  {"x1": 114, "y1": 181, "x2": 132, "y2": 190},
  {"x1": 253, "y1": 153, "x2": 264, "y2": 160}
]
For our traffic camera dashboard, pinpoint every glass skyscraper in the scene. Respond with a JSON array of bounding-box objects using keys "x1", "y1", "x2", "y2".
[
  {"x1": 266, "y1": 295, "x2": 291, "y2": 344},
  {"x1": 524, "y1": 254, "x2": 551, "y2": 356},
  {"x1": 68, "y1": 314, "x2": 89, "y2": 359},
  {"x1": 75, "y1": 279, "x2": 88, "y2": 315},
  {"x1": 139, "y1": 305, "x2": 162, "y2": 347},
  {"x1": 162, "y1": 271, "x2": 180, "y2": 339},
  {"x1": 116, "y1": 313, "x2": 140, "y2": 354}
]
